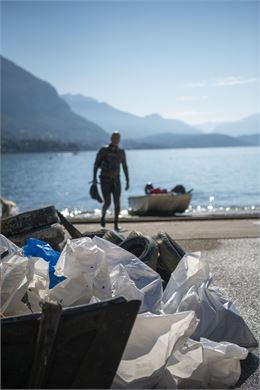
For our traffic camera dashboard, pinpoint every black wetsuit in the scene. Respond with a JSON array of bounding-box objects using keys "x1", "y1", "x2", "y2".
[{"x1": 93, "y1": 143, "x2": 129, "y2": 228}]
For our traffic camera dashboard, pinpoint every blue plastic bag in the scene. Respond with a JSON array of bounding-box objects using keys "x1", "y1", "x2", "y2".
[{"x1": 22, "y1": 238, "x2": 65, "y2": 288}]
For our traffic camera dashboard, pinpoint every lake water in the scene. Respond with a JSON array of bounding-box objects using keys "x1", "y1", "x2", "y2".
[{"x1": 1, "y1": 146, "x2": 260, "y2": 217}]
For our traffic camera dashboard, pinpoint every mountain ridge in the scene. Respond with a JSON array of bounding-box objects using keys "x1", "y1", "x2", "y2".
[
  {"x1": 62, "y1": 93, "x2": 259, "y2": 139},
  {"x1": 1, "y1": 56, "x2": 109, "y2": 151},
  {"x1": 62, "y1": 93, "x2": 203, "y2": 138},
  {"x1": 1, "y1": 56, "x2": 259, "y2": 153}
]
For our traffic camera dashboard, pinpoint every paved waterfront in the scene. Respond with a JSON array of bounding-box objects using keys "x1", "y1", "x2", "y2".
[{"x1": 74, "y1": 216, "x2": 260, "y2": 239}]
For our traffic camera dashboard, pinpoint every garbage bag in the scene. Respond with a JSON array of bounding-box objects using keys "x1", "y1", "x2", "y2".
[
  {"x1": 54, "y1": 237, "x2": 112, "y2": 304},
  {"x1": 23, "y1": 257, "x2": 50, "y2": 313},
  {"x1": 47, "y1": 274, "x2": 94, "y2": 306},
  {"x1": 54, "y1": 236, "x2": 161, "y2": 313},
  {"x1": 162, "y1": 252, "x2": 210, "y2": 314},
  {"x1": 22, "y1": 238, "x2": 65, "y2": 288},
  {"x1": 0, "y1": 233, "x2": 22, "y2": 260},
  {"x1": 166, "y1": 337, "x2": 248, "y2": 389},
  {"x1": 162, "y1": 252, "x2": 258, "y2": 350},
  {"x1": 1, "y1": 235, "x2": 49, "y2": 316},
  {"x1": 1, "y1": 253, "x2": 31, "y2": 315},
  {"x1": 93, "y1": 236, "x2": 163, "y2": 313},
  {"x1": 110, "y1": 264, "x2": 144, "y2": 302},
  {"x1": 112, "y1": 310, "x2": 198, "y2": 389},
  {"x1": 55, "y1": 237, "x2": 105, "y2": 278}
]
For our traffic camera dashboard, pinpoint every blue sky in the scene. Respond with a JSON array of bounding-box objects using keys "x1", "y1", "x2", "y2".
[{"x1": 1, "y1": 0, "x2": 259, "y2": 124}]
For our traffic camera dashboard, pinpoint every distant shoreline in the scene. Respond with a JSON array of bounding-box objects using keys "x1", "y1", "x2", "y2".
[{"x1": 1, "y1": 143, "x2": 259, "y2": 154}]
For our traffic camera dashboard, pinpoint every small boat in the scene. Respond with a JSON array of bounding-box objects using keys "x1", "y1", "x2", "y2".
[{"x1": 128, "y1": 191, "x2": 192, "y2": 216}]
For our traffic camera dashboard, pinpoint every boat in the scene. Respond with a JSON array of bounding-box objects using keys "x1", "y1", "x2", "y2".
[{"x1": 128, "y1": 191, "x2": 192, "y2": 216}]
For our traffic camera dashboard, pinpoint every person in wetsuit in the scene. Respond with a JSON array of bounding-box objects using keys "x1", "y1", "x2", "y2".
[{"x1": 93, "y1": 131, "x2": 129, "y2": 231}]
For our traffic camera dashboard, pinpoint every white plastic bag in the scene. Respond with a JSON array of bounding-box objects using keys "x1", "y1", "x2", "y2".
[
  {"x1": 54, "y1": 236, "x2": 161, "y2": 312},
  {"x1": 162, "y1": 252, "x2": 258, "y2": 350},
  {"x1": 110, "y1": 264, "x2": 144, "y2": 302},
  {"x1": 1, "y1": 234, "x2": 50, "y2": 316},
  {"x1": 0, "y1": 234, "x2": 21, "y2": 260},
  {"x1": 47, "y1": 274, "x2": 93, "y2": 306},
  {"x1": 162, "y1": 252, "x2": 209, "y2": 314},
  {"x1": 93, "y1": 236, "x2": 162, "y2": 313},
  {"x1": 26, "y1": 257, "x2": 50, "y2": 312},
  {"x1": 166, "y1": 337, "x2": 248, "y2": 389},
  {"x1": 1, "y1": 253, "x2": 49, "y2": 316},
  {"x1": 1, "y1": 253, "x2": 31, "y2": 315},
  {"x1": 55, "y1": 237, "x2": 105, "y2": 279},
  {"x1": 51, "y1": 236, "x2": 162, "y2": 311},
  {"x1": 112, "y1": 310, "x2": 198, "y2": 389},
  {"x1": 54, "y1": 237, "x2": 112, "y2": 302}
]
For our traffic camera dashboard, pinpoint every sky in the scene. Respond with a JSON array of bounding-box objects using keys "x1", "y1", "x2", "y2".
[{"x1": 1, "y1": 0, "x2": 259, "y2": 125}]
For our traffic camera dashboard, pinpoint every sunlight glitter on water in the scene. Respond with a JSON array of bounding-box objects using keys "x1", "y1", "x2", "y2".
[{"x1": 61, "y1": 204, "x2": 260, "y2": 219}]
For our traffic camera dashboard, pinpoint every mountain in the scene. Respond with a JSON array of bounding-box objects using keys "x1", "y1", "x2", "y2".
[
  {"x1": 2, "y1": 56, "x2": 258, "y2": 153},
  {"x1": 198, "y1": 114, "x2": 259, "y2": 136},
  {"x1": 195, "y1": 121, "x2": 221, "y2": 133},
  {"x1": 62, "y1": 94, "x2": 202, "y2": 138},
  {"x1": 1, "y1": 56, "x2": 109, "y2": 152},
  {"x1": 123, "y1": 132, "x2": 254, "y2": 149}
]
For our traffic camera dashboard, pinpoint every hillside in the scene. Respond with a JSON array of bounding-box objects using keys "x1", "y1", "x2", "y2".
[
  {"x1": 1, "y1": 56, "x2": 109, "y2": 152},
  {"x1": 62, "y1": 94, "x2": 202, "y2": 139}
]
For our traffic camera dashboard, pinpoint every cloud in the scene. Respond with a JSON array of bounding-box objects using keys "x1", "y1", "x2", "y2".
[
  {"x1": 182, "y1": 81, "x2": 206, "y2": 88},
  {"x1": 182, "y1": 76, "x2": 257, "y2": 89},
  {"x1": 176, "y1": 95, "x2": 208, "y2": 101},
  {"x1": 211, "y1": 76, "x2": 257, "y2": 87},
  {"x1": 173, "y1": 110, "x2": 199, "y2": 117}
]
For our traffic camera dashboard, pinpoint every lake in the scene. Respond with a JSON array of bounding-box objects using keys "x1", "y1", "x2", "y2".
[{"x1": 1, "y1": 146, "x2": 260, "y2": 216}]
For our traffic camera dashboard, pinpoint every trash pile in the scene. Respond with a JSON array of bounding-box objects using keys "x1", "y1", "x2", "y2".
[{"x1": 0, "y1": 230, "x2": 258, "y2": 389}]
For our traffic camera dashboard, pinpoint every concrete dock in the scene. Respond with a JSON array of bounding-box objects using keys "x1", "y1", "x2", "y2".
[
  {"x1": 75, "y1": 215, "x2": 260, "y2": 239},
  {"x1": 74, "y1": 216, "x2": 259, "y2": 389}
]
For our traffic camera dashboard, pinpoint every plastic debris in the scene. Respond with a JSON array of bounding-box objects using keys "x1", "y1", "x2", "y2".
[
  {"x1": 112, "y1": 311, "x2": 198, "y2": 389},
  {"x1": 1, "y1": 235, "x2": 49, "y2": 316},
  {"x1": 166, "y1": 338, "x2": 248, "y2": 389},
  {"x1": 0, "y1": 233, "x2": 257, "y2": 389},
  {"x1": 22, "y1": 238, "x2": 65, "y2": 288},
  {"x1": 54, "y1": 236, "x2": 162, "y2": 313},
  {"x1": 162, "y1": 252, "x2": 258, "y2": 350}
]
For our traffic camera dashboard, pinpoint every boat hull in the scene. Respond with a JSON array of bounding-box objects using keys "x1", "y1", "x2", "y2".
[{"x1": 128, "y1": 193, "x2": 191, "y2": 216}]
